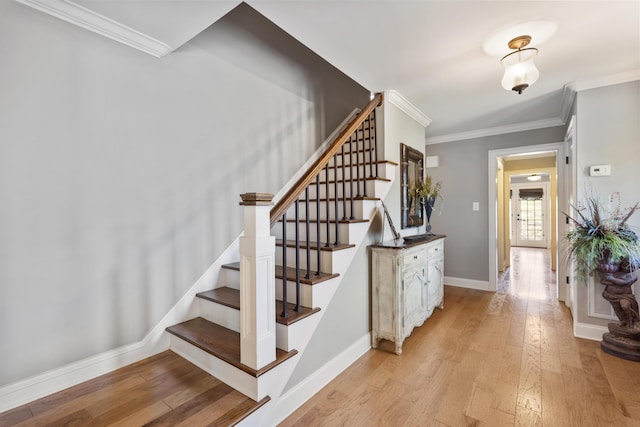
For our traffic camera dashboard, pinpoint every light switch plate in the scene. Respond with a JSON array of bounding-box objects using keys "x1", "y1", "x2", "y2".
[{"x1": 473, "y1": 202, "x2": 479, "y2": 211}]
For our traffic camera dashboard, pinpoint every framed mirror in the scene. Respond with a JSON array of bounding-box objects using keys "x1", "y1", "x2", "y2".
[{"x1": 400, "y1": 143, "x2": 424, "y2": 229}]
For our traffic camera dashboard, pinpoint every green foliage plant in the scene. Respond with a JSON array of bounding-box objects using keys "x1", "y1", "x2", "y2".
[{"x1": 565, "y1": 193, "x2": 640, "y2": 283}]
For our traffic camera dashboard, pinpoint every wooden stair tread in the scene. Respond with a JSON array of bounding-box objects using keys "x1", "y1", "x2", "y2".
[
  {"x1": 222, "y1": 262, "x2": 338, "y2": 285},
  {"x1": 275, "y1": 239, "x2": 355, "y2": 252},
  {"x1": 196, "y1": 287, "x2": 240, "y2": 309},
  {"x1": 196, "y1": 287, "x2": 321, "y2": 326},
  {"x1": 166, "y1": 318, "x2": 297, "y2": 377}
]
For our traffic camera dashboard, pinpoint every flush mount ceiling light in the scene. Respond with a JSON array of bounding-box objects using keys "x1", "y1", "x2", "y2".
[
  {"x1": 527, "y1": 174, "x2": 542, "y2": 181},
  {"x1": 501, "y1": 35, "x2": 539, "y2": 94}
]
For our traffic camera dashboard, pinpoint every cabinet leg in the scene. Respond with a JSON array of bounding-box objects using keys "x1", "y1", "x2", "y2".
[
  {"x1": 439, "y1": 301, "x2": 444, "y2": 310},
  {"x1": 372, "y1": 334, "x2": 379, "y2": 349},
  {"x1": 395, "y1": 342, "x2": 403, "y2": 355}
]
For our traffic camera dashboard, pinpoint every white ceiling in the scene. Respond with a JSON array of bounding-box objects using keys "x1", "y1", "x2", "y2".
[{"x1": 25, "y1": 0, "x2": 640, "y2": 143}]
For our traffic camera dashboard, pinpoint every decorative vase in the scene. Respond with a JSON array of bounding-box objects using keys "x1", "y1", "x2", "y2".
[{"x1": 423, "y1": 196, "x2": 435, "y2": 233}]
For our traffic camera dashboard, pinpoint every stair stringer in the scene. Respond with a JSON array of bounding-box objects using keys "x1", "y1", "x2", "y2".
[{"x1": 239, "y1": 164, "x2": 396, "y2": 427}]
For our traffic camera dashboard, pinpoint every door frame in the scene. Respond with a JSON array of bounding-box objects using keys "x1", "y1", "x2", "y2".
[{"x1": 488, "y1": 142, "x2": 567, "y2": 295}]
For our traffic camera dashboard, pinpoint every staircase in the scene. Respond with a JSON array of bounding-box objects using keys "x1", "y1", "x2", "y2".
[{"x1": 162, "y1": 94, "x2": 395, "y2": 425}]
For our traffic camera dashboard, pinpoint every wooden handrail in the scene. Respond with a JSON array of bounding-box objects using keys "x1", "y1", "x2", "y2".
[{"x1": 270, "y1": 93, "x2": 383, "y2": 225}]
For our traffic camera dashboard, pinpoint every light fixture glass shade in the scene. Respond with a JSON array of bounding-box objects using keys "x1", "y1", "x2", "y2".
[
  {"x1": 501, "y1": 48, "x2": 539, "y2": 94},
  {"x1": 527, "y1": 174, "x2": 542, "y2": 181}
]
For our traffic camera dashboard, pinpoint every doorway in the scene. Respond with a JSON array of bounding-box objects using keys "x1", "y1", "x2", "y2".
[{"x1": 488, "y1": 142, "x2": 568, "y2": 296}]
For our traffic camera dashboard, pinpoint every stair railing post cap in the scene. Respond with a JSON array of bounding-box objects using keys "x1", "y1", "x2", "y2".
[{"x1": 240, "y1": 193, "x2": 274, "y2": 206}]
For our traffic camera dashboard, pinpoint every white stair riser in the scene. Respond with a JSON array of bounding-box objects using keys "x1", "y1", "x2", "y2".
[
  {"x1": 271, "y1": 222, "x2": 351, "y2": 244},
  {"x1": 220, "y1": 268, "x2": 315, "y2": 307},
  {"x1": 305, "y1": 179, "x2": 381, "y2": 201},
  {"x1": 198, "y1": 298, "x2": 240, "y2": 333},
  {"x1": 282, "y1": 198, "x2": 381, "y2": 222},
  {"x1": 275, "y1": 280, "x2": 314, "y2": 307},
  {"x1": 170, "y1": 334, "x2": 298, "y2": 402},
  {"x1": 275, "y1": 245, "x2": 355, "y2": 274},
  {"x1": 169, "y1": 334, "x2": 260, "y2": 399},
  {"x1": 321, "y1": 162, "x2": 394, "y2": 181}
]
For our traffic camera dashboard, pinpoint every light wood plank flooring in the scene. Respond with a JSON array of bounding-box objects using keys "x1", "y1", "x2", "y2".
[
  {"x1": 280, "y1": 247, "x2": 640, "y2": 426},
  {"x1": 0, "y1": 351, "x2": 268, "y2": 426}
]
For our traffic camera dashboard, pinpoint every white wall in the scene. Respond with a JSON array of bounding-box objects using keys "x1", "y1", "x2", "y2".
[
  {"x1": 0, "y1": 2, "x2": 367, "y2": 386},
  {"x1": 574, "y1": 80, "x2": 640, "y2": 326}
]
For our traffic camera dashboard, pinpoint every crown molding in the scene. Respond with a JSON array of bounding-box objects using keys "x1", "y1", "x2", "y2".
[
  {"x1": 559, "y1": 84, "x2": 576, "y2": 125},
  {"x1": 385, "y1": 90, "x2": 432, "y2": 128},
  {"x1": 572, "y1": 69, "x2": 640, "y2": 92},
  {"x1": 17, "y1": 0, "x2": 171, "y2": 57},
  {"x1": 426, "y1": 117, "x2": 565, "y2": 145}
]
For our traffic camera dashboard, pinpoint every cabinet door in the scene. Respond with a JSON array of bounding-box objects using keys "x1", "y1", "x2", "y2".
[
  {"x1": 403, "y1": 265, "x2": 426, "y2": 334},
  {"x1": 427, "y1": 255, "x2": 443, "y2": 313}
]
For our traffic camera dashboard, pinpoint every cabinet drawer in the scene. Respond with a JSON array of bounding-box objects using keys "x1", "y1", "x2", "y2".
[
  {"x1": 403, "y1": 247, "x2": 427, "y2": 269},
  {"x1": 428, "y1": 241, "x2": 443, "y2": 258}
]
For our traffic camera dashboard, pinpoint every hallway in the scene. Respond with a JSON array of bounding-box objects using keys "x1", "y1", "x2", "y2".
[{"x1": 281, "y1": 248, "x2": 640, "y2": 426}]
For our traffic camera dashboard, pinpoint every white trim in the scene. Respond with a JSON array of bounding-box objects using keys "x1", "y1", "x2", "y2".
[
  {"x1": 559, "y1": 85, "x2": 576, "y2": 125},
  {"x1": 0, "y1": 340, "x2": 151, "y2": 413},
  {"x1": 386, "y1": 90, "x2": 432, "y2": 128},
  {"x1": 426, "y1": 117, "x2": 564, "y2": 145},
  {"x1": 0, "y1": 237, "x2": 241, "y2": 413},
  {"x1": 444, "y1": 276, "x2": 490, "y2": 291},
  {"x1": 573, "y1": 322, "x2": 607, "y2": 342},
  {"x1": 269, "y1": 334, "x2": 371, "y2": 426},
  {"x1": 588, "y1": 278, "x2": 618, "y2": 321},
  {"x1": 16, "y1": 0, "x2": 171, "y2": 57},
  {"x1": 572, "y1": 70, "x2": 640, "y2": 92}
]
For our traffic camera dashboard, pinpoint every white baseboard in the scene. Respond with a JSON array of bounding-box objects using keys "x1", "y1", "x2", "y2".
[
  {"x1": 444, "y1": 276, "x2": 490, "y2": 291},
  {"x1": 0, "y1": 340, "x2": 152, "y2": 413},
  {"x1": 574, "y1": 322, "x2": 607, "y2": 341},
  {"x1": 268, "y1": 333, "x2": 371, "y2": 426},
  {"x1": 0, "y1": 238, "x2": 241, "y2": 413}
]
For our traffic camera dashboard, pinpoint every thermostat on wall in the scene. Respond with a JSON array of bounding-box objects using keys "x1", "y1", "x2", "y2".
[{"x1": 590, "y1": 164, "x2": 611, "y2": 176}]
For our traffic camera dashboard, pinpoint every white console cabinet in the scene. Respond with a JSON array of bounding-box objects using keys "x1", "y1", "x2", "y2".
[{"x1": 370, "y1": 235, "x2": 445, "y2": 355}]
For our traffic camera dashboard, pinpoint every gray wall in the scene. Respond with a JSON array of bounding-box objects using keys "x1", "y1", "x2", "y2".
[
  {"x1": 574, "y1": 80, "x2": 640, "y2": 325},
  {"x1": 285, "y1": 98, "x2": 427, "y2": 390},
  {"x1": 0, "y1": 2, "x2": 367, "y2": 386},
  {"x1": 424, "y1": 126, "x2": 566, "y2": 282}
]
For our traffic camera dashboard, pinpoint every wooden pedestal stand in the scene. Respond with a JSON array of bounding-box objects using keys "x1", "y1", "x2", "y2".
[{"x1": 598, "y1": 261, "x2": 640, "y2": 362}]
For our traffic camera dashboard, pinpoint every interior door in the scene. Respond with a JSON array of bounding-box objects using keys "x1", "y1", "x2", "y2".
[{"x1": 512, "y1": 183, "x2": 548, "y2": 248}]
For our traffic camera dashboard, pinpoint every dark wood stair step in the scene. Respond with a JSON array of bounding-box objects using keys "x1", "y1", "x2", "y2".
[
  {"x1": 275, "y1": 239, "x2": 355, "y2": 252},
  {"x1": 196, "y1": 287, "x2": 321, "y2": 326},
  {"x1": 222, "y1": 262, "x2": 338, "y2": 285},
  {"x1": 166, "y1": 317, "x2": 297, "y2": 377}
]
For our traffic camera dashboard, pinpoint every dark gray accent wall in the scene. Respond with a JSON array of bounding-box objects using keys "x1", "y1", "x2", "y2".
[
  {"x1": 0, "y1": 2, "x2": 367, "y2": 386},
  {"x1": 424, "y1": 126, "x2": 566, "y2": 282}
]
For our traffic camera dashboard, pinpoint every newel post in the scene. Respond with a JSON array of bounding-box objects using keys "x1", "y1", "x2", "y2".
[{"x1": 239, "y1": 193, "x2": 276, "y2": 369}]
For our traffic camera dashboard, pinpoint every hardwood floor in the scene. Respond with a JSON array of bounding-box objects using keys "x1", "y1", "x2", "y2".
[
  {"x1": 0, "y1": 351, "x2": 268, "y2": 427},
  {"x1": 3, "y1": 247, "x2": 639, "y2": 426},
  {"x1": 280, "y1": 247, "x2": 640, "y2": 426}
]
